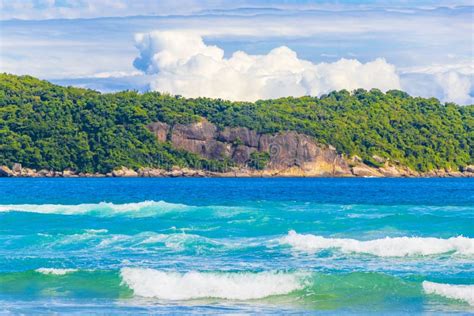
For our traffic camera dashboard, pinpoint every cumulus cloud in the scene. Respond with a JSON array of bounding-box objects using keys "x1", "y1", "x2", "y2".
[
  {"x1": 133, "y1": 31, "x2": 401, "y2": 101},
  {"x1": 401, "y1": 62, "x2": 473, "y2": 104},
  {"x1": 435, "y1": 71, "x2": 473, "y2": 104}
]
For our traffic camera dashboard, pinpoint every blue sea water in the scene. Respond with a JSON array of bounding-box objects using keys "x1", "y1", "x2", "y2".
[{"x1": 0, "y1": 178, "x2": 473, "y2": 314}]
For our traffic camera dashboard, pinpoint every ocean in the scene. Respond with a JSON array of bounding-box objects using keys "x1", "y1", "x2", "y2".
[{"x1": 0, "y1": 178, "x2": 473, "y2": 314}]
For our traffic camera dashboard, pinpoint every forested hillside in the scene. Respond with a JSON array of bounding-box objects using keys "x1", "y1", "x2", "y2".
[{"x1": 0, "y1": 74, "x2": 472, "y2": 173}]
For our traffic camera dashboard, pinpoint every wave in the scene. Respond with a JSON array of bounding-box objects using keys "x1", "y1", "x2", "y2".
[
  {"x1": 10, "y1": 229, "x2": 262, "y2": 256},
  {"x1": 120, "y1": 268, "x2": 307, "y2": 300},
  {"x1": 0, "y1": 200, "x2": 254, "y2": 219},
  {"x1": 0, "y1": 200, "x2": 190, "y2": 217},
  {"x1": 3, "y1": 268, "x2": 472, "y2": 310},
  {"x1": 280, "y1": 230, "x2": 474, "y2": 257},
  {"x1": 35, "y1": 268, "x2": 78, "y2": 275},
  {"x1": 44, "y1": 230, "x2": 230, "y2": 253},
  {"x1": 14, "y1": 228, "x2": 474, "y2": 258},
  {"x1": 423, "y1": 281, "x2": 474, "y2": 306}
]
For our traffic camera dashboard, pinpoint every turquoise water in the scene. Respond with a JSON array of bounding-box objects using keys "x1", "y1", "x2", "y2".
[{"x1": 0, "y1": 178, "x2": 473, "y2": 314}]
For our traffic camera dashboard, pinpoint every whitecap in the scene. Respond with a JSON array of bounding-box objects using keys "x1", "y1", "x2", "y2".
[
  {"x1": 35, "y1": 268, "x2": 78, "y2": 275},
  {"x1": 423, "y1": 281, "x2": 474, "y2": 306},
  {"x1": 120, "y1": 268, "x2": 307, "y2": 300},
  {"x1": 280, "y1": 230, "x2": 474, "y2": 257},
  {"x1": 84, "y1": 229, "x2": 108, "y2": 234},
  {"x1": 0, "y1": 200, "x2": 189, "y2": 217}
]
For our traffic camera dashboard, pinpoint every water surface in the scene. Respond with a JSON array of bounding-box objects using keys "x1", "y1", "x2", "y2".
[{"x1": 0, "y1": 178, "x2": 473, "y2": 314}]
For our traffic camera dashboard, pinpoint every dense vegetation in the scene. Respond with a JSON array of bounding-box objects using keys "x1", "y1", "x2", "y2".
[{"x1": 1, "y1": 74, "x2": 472, "y2": 173}]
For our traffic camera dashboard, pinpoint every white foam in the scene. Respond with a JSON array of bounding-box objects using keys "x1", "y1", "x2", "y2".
[
  {"x1": 35, "y1": 268, "x2": 78, "y2": 275},
  {"x1": 423, "y1": 281, "x2": 474, "y2": 306},
  {"x1": 84, "y1": 229, "x2": 108, "y2": 234},
  {"x1": 280, "y1": 230, "x2": 474, "y2": 257},
  {"x1": 120, "y1": 268, "x2": 306, "y2": 300},
  {"x1": 140, "y1": 233, "x2": 219, "y2": 251},
  {"x1": 0, "y1": 201, "x2": 188, "y2": 217}
]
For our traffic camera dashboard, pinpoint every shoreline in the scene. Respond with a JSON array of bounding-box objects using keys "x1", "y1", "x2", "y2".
[{"x1": 1, "y1": 165, "x2": 473, "y2": 178}]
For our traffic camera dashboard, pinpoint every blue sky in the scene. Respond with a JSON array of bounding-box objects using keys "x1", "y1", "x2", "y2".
[{"x1": 0, "y1": 0, "x2": 472, "y2": 103}]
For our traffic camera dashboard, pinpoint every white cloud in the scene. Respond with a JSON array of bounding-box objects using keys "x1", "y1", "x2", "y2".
[
  {"x1": 400, "y1": 62, "x2": 473, "y2": 104},
  {"x1": 134, "y1": 31, "x2": 401, "y2": 101},
  {"x1": 1, "y1": 5, "x2": 471, "y2": 104},
  {"x1": 1, "y1": 0, "x2": 472, "y2": 20},
  {"x1": 435, "y1": 71, "x2": 473, "y2": 104}
]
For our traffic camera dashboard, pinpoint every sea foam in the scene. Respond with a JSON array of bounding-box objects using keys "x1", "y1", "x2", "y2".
[
  {"x1": 280, "y1": 230, "x2": 474, "y2": 257},
  {"x1": 120, "y1": 268, "x2": 306, "y2": 300},
  {"x1": 35, "y1": 268, "x2": 78, "y2": 275},
  {"x1": 0, "y1": 200, "x2": 188, "y2": 217},
  {"x1": 423, "y1": 281, "x2": 474, "y2": 306}
]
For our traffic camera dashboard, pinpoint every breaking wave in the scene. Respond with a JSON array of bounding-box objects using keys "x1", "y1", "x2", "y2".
[
  {"x1": 0, "y1": 200, "x2": 253, "y2": 218},
  {"x1": 3, "y1": 268, "x2": 472, "y2": 308},
  {"x1": 280, "y1": 230, "x2": 474, "y2": 257},
  {"x1": 0, "y1": 201, "x2": 191, "y2": 217},
  {"x1": 35, "y1": 268, "x2": 78, "y2": 275},
  {"x1": 423, "y1": 281, "x2": 474, "y2": 306},
  {"x1": 120, "y1": 268, "x2": 307, "y2": 300}
]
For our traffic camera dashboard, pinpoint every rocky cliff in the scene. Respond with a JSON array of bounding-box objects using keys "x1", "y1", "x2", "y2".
[
  {"x1": 146, "y1": 119, "x2": 473, "y2": 177},
  {"x1": 1, "y1": 120, "x2": 472, "y2": 178},
  {"x1": 147, "y1": 119, "x2": 352, "y2": 176}
]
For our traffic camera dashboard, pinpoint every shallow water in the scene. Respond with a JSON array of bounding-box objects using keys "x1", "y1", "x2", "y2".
[{"x1": 0, "y1": 178, "x2": 473, "y2": 314}]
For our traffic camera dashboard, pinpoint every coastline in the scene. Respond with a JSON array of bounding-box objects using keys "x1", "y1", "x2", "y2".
[{"x1": 1, "y1": 165, "x2": 473, "y2": 178}]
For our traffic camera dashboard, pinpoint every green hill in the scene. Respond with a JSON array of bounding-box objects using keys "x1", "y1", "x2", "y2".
[{"x1": 0, "y1": 73, "x2": 472, "y2": 173}]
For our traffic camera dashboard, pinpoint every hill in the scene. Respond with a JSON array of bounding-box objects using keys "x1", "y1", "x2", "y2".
[{"x1": 0, "y1": 73, "x2": 472, "y2": 176}]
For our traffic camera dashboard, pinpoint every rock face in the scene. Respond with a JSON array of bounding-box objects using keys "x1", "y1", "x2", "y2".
[
  {"x1": 171, "y1": 121, "x2": 233, "y2": 161},
  {"x1": 112, "y1": 167, "x2": 138, "y2": 177},
  {"x1": 465, "y1": 165, "x2": 474, "y2": 173},
  {"x1": 1, "y1": 121, "x2": 472, "y2": 178},
  {"x1": 147, "y1": 119, "x2": 352, "y2": 176},
  {"x1": 351, "y1": 165, "x2": 383, "y2": 177},
  {"x1": 0, "y1": 166, "x2": 14, "y2": 177},
  {"x1": 147, "y1": 122, "x2": 169, "y2": 142}
]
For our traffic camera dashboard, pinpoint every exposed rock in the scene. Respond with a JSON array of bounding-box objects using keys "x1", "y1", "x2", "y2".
[
  {"x1": 149, "y1": 120, "x2": 352, "y2": 176},
  {"x1": 21, "y1": 168, "x2": 37, "y2": 177},
  {"x1": 351, "y1": 155, "x2": 363, "y2": 163},
  {"x1": 170, "y1": 120, "x2": 234, "y2": 161},
  {"x1": 62, "y1": 169, "x2": 77, "y2": 177},
  {"x1": 0, "y1": 163, "x2": 472, "y2": 178},
  {"x1": 195, "y1": 170, "x2": 207, "y2": 177},
  {"x1": 179, "y1": 168, "x2": 202, "y2": 177},
  {"x1": 168, "y1": 168, "x2": 184, "y2": 177},
  {"x1": 446, "y1": 171, "x2": 464, "y2": 178},
  {"x1": 378, "y1": 165, "x2": 403, "y2": 177},
  {"x1": 464, "y1": 165, "x2": 474, "y2": 173},
  {"x1": 423, "y1": 170, "x2": 437, "y2": 177},
  {"x1": 232, "y1": 145, "x2": 256, "y2": 164},
  {"x1": 138, "y1": 167, "x2": 165, "y2": 177},
  {"x1": 111, "y1": 169, "x2": 121, "y2": 177},
  {"x1": 3, "y1": 120, "x2": 471, "y2": 178},
  {"x1": 351, "y1": 165, "x2": 383, "y2": 177},
  {"x1": 173, "y1": 120, "x2": 217, "y2": 141},
  {"x1": 372, "y1": 155, "x2": 386, "y2": 164},
  {"x1": 259, "y1": 132, "x2": 351, "y2": 175},
  {"x1": 218, "y1": 127, "x2": 259, "y2": 147},
  {"x1": 78, "y1": 172, "x2": 95, "y2": 177},
  {"x1": 0, "y1": 166, "x2": 14, "y2": 177},
  {"x1": 112, "y1": 167, "x2": 138, "y2": 177},
  {"x1": 147, "y1": 122, "x2": 170, "y2": 142},
  {"x1": 38, "y1": 169, "x2": 53, "y2": 177},
  {"x1": 12, "y1": 163, "x2": 22, "y2": 173}
]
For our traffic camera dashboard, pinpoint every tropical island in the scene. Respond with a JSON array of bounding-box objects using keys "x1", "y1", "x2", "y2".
[{"x1": 0, "y1": 73, "x2": 473, "y2": 177}]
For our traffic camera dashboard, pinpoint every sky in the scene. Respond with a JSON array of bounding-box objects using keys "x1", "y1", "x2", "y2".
[{"x1": 0, "y1": 0, "x2": 473, "y2": 104}]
